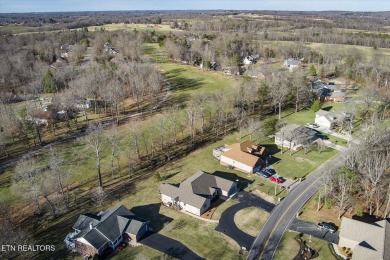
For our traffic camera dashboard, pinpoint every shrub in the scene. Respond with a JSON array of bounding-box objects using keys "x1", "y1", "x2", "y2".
[
  {"x1": 153, "y1": 172, "x2": 162, "y2": 182},
  {"x1": 309, "y1": 65, "x2": 317, "y2": 76},
  {"x1": 325, "y1": 198, "x2": 332, "y2": 209},
  {"x1": 356, "y1": 205, "x2": 364, "y2": 217}
]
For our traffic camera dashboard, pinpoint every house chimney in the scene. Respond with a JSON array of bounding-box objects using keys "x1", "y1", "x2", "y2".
[{"x1": 89, "y1": 223, "x2": 93, "y2": 230}]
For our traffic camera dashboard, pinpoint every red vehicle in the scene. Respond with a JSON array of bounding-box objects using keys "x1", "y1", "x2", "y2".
[{"x1": 269, "y1": 176, "x2": 283, "y2": 184}]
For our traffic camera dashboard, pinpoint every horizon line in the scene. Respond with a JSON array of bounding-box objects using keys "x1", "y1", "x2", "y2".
[{"x1": 1, "y1": 9, "x2": 389, "y2": 15}]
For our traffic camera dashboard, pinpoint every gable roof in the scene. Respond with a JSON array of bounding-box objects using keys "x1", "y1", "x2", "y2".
[
  {"x1": 243, "y1": 69, "x2": 266, "y2": 80},
  {"x1": 340, "y1": 217, "x2": 390, "y2": 260},
  {"x1": 275, "y1": 124, "x2": 317, "y2": 143},
  {"x1": 316, "y1": 109, "x2": 350, "y2": 123},
  {"x1": 160, "y1": 171, "x2": 236, "y2": 209},
  {"x1": 284, "y1": 58, "x2": 301, "y2": 66},
  {"x1": 221, "y1": 140, "x2": 264, "y2": 168},
  {"x1": 73, "y1": 205, "x2": 147, "y2": 250}
]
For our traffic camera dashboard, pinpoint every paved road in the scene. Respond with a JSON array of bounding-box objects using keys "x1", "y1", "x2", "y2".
[
  {"x1": 0, "y1": 80, "x2": 171, "y2": 173},
  {"x1": 140, "y1": 232, "x2": 202, "y2": 260},
  {"x1": 247, "y1": 150, "x2": 350, "y2": 260},
  {"x1": 289, "y1": 218, "x2": 339, "y2": 244},
  {"x1": 215, "y1": 192, "x2": 275, "y2": 249}
]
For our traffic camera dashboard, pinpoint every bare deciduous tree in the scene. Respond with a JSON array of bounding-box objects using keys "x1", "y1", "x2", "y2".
[{"x1": 85, "y1": 123, "x2": 106, "y2": 187}]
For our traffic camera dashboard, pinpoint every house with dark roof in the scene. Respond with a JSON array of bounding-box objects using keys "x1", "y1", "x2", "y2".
[
  {"x1": 160, "y1": 171, "x2": 237, "y2": 216},
  {"x1": 339, "y1": 217, "x2": 390, "y2": 260},
  {"x1": 275, "y1": 124, "x2": 317, "y2": 150},
  {"x1": 322, "y1": 91, "x2": 346, "y2": 102},
  {"x1": 65, "y1": 205, "x2": 149, "y2": 257},
  {"x1": 217, "y1": 140, "x2": 267, "y2": 174}
]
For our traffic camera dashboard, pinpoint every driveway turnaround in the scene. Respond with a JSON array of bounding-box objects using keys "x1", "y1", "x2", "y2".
[
  {"x1": 215, "y1": 192, "x2": 276, "y2": 249},
  {"x1": 234, "y1": 191, "x2": 275, "y2": 212},
  {"x1": 289, "y1": 219, "x2": 339, "y2": 244},
  {"x1": 215, "y1": 203, "x2": 256, "y2": 249},
  {"x1": 247, "y1": 149, "x2": 352, "y2": 260},
  {"x1": 140, "y1": 232, "x2": 202, "y2": 260}
]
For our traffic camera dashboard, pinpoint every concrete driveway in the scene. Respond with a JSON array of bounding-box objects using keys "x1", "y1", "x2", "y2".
[
  {"x1": 140, "y1": 232, "x2": 202, "y2": 260},
  {"x1": 289, "y1": 218, "x2": 339, "y2": 244},
  {"x1": 215, "y1": 191, "x2": 276, "y2": 249}
]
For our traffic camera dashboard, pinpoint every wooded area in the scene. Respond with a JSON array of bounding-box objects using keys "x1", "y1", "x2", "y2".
[{"x1": 0, "y1": 10, "x2": 389, "y2": 259}]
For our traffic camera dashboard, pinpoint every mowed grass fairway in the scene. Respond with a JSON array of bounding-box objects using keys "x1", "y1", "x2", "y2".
[
  {"x1": 261, "y1": 40, "x2": 390, "y2": 59},
  {"x1": 146, "y1": 43, "x2": 239, "y2": 99}
]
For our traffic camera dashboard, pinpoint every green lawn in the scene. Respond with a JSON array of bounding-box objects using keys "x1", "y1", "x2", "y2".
[
  {"x1": 146, "y1": 43, "x2": 239, "y2": 100},
  {"x1": 262, "y1": 40, "x2": 390, "y2": 59},
  {"x1": 274, "y1": 231, "x2": 336, "y2": 260},
  {"x1": 234, "y1": 207, "x2": 270, "y2": 236},
  {"x1": 261, "y1": 137, "x2": 338, "y2": 180}
]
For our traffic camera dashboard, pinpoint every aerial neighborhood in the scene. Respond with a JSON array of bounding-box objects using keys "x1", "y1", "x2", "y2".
[{"x1": 0, "y1": 3, "x2": 389, "y2": 260}]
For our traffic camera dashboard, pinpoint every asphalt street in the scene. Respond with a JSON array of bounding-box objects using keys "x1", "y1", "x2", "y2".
[
  {"x1": 247, "y1": 150, "x2": 350, "y2": 260},
  {"x1": 289, "y1": 218, "x2": 339, "y2": 244}
]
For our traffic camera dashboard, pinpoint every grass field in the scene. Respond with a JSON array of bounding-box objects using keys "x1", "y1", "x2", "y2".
[
  {"x1": 274, "y1": 231, "x2": 336, "y2": 260},
  {"x1": 234, "y1": 207, "x2": 270, "y2": 236},
  {"x1": 145, "y1": 43, "x2": 239, "y2": 101},
  {"x1": 261, "y1": 40, "x2": 390, "y2": 59}
]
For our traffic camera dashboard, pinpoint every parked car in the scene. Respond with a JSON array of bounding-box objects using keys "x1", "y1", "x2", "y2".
[
  {"x1": 269, "y1": 176, "x2": 283, "y2": 184},
  {"x1": 307, "y1": 123, "x2": 319, "y2": 128},
  {"x1": 263, "y1": 169, "x2": 276, "y2": 175},
  {"x1": 256, "y1": 171, "x2": 271, "y2": 178},
  {"x1": 317, "y1": 222, "x2": 337, "y2": 233},
  {"x1": 316, "y1": 134, "x2": 329, "y2": 140}
]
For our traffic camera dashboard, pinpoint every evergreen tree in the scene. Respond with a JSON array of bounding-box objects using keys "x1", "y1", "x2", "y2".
[
  {"x1": 309, "y1": 65, "x2": 317, "y2": 76},
  {"x1": 43, "y1": 69, "x2": 55, "y2": 93}
]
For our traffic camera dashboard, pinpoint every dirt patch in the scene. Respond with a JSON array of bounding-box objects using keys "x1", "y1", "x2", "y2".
[{"x1": 295, "y1": 157, "x2": 316, "y2": 165}]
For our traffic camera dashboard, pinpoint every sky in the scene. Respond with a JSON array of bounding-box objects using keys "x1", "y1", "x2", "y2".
[{"x1": 0, "y1": 0, "x2": 389, "y2": 13}]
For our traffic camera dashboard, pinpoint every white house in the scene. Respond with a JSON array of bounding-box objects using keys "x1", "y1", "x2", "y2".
[
  {"x1": 338, "y1": 217, "x2": 390, "y2": 260},
  {"x1": 218, "y1": 140, "x2": 267, "y2": 174},
  {"x1": 283, "y1": 58, "x2": 301, "y2": 70},
  {"x1": 275, "y1": 124, "x2": 317, "y2": 150},
  {"x1": 315, "y1": 110, "x2": 350, "y2": 130},
  {"x1": 160, "y1": 171, "x2": 237, "y2": 216}
]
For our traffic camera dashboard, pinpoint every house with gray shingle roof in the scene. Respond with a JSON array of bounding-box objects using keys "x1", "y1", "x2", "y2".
[
  {"x1": 65, "y1": 205, "x2": 149, "y2": 257},
  {"x1": 160, "y1": 171, "x2": 237, "y2": 216},
  {"x1": 283, "y1": 58, "x2": 301, "y2": 70},
  {"x1": 315, "y1": 109, "x2": 351, "y2": 130},
  {"x1": 339, "y1": 217, "x2": 390, "y2": 260},
  {"x1": 275, "y1": 124, "x2": 317, "y2": 150}
]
